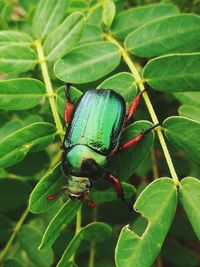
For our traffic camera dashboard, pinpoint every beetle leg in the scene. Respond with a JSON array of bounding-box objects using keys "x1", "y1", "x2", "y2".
[
  {"x1": 47, "y1": 186, "x2": 68, "y2": 201},
  {"x1": 119, "y1": 123, "x2": 160, "y2": 152},
  {"x1": 104, "y1": 174, "x2": 133, "y2": 211},
  {"x1": 64, "y1": 83, "x2": 74, "y2": 125},
  {"x1": 83, "y1": 194, "x2": 96, "y2": 208},
  {"x1": 125, "y1": 89, "x2": 146, "y2": 126}
]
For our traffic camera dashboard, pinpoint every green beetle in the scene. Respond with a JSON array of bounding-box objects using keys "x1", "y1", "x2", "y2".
[{"x1": 48, "y1": 85, "x2": 158, "y2": 208}]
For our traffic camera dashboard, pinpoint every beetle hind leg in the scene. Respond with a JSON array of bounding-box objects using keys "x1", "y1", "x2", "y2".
[
  {"x1": 64, "y1": 83, "x2": 74, "y2": 125},
  {"x1": 104, "y1": 174, "x2": 133, "y2": 212},
  {"x1": 125, "y1": 89, "x2": 146, "y2": 126}
]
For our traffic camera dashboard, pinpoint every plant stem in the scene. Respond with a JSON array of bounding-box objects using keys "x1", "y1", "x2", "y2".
[
  {"x1": 0, "y1": 208, "x2": 29, "y2": 263},
  {"x1": 104, "y1": 33, "x2": 180, "y2": 186},
  {"x1": 75, "y1": 206, "x2": 82, "y2": 235},
  {"x1": 34, "y1": 40, "x2": 64, "y2": 140}
]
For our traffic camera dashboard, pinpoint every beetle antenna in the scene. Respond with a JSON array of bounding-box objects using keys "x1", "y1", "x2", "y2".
[
  {"x1": 83, "y1": 194, "x2": 96, "y2": 208},
  {"x1": 47, "y1": 186, "x2": 68, "y2": 201}
]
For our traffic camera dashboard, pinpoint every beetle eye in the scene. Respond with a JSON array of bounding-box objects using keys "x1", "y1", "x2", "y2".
[{"x1": 85, "y1": 180, "x2": 91, "y2": 189}]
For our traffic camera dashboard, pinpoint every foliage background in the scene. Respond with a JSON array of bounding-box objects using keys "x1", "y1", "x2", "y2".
[{"x1": 0, "y1": 0, "x2": 200, "y2": 267}]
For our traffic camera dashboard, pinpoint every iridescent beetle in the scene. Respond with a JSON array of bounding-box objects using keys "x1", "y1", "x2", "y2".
[{"x1": 48, "y1": 84, "x2": 158, "y2": 208}]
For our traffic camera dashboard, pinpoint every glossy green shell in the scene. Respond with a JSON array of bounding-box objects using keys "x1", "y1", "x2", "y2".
[{"x1": 64, "y1": 89, "x2": 126, "y2": 154}]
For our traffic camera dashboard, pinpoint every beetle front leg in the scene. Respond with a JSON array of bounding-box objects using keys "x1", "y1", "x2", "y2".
[
  {"x1": 125, "y1": 89, "x2": 145, "y2": 126},
  {"x1": 104, "y1": 174, "x2": 133, "y2": 211},
  {"x1": 119, "y1": 123, "x2": 160, "y2": 152},
  {"x1": 64, "y1": 83, "x2": 74, "y2": 125}
]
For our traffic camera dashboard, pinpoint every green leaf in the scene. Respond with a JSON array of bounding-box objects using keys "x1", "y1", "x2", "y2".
[
  {"x1": 0, "y1": 79, "x2": 45, "y2": 110},
  {"x1": 125, "y1": 14, "x2": 200, "y2": 57},
  {"x1": 67, "y1": 0, "x2": 88, "y2": 13},
  {"x1": 39, "y1": 200, "x2": 81, "y2": 250},
  {"x1": 82, "y1": 222, "x2": 112, "y2": 242},
  {"x1": 3, "y1": 259, "x2": 24, "y2": 267},
  {"x1": 18, "y1": 225, "x2": 54, "y2": 267},
  {"x1": 179, "y1": 105, "x2": 200, "y2": 122},
  {"x1": 163, "y1": 116, "x2": 200, "y2": 163},
  {"x1": 90, "y1": 182, "x2": 136, "y2": 203},
  {"x1": 115, "y1": 178, "x2": 177, "y2": 267},
  {"x1": 0, "y1": 31, "x2": 32, "y2": 47},
  {"x1": 109, "y1": 121, "x2": 155, "y2": 180},
  {"x1": 0, "y1": 214, "x2": 13, "y2": 244},
  {"x1": 32, "y1": 0, "x2": 70, "y2": 38},
  {"x1": 56, "y1": 86, "x2": 82, "y2": 118},
  {"x1": 0, "y1": 122, "x2": 55, "y2": 168},
  {"x1": 98, "y1": 72, "x2": 137, "y2": 103},
  {"x1": 111, "y1": 3, "x2": 179, "y2": 39},
  {"x1": 0, "y1": 178, "x2": 31, "y2": 212},
  {"x1": 54, "y1": 42, "x2": 121, "y2": 84},
  {"x1": 79, "y1": 25, "x2": 102, "y2": 45},
  {"x1": 162, "y1": 240, "x2": 199, "y2": 267},
  {"x1": 57, "y1": 230, "x2": 83, "y2": 267},
  {"x1": 0, "y1": 120, "x2": 24, "y2": 140},
  {"x1": 174, "y1": 92, "x2": 200, "y2": 108},
  {"x1": 0, "y1": 45, "x2": 37, "y2": 74},
  {"x1": 179, "y1": 177, "x2": 200, "y2": 240},
  {"x1": 143, "y1": 53, "x2": 200, "y2": 92},
  {"x1": 57, "y1": 222, "x2": 112, "y2": 266},
  {"x1": 103, "y1": 0, "x2": 116, "y2": 27},
  {"x1": 44, "y1": 12, "x2": 86, "y2": 62},
  {"x1": 29, "y1": 163, "x2": 65, "y2": 214}
]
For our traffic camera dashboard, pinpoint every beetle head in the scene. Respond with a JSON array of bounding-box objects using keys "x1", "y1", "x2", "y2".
[{"x1": 68, "y1": 175, "x2": 92, "y2": 199}]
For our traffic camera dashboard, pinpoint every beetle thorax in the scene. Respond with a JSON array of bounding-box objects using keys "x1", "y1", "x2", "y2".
[{"x1": 63, "y1": 145, "x2": 107, "y2": 180}]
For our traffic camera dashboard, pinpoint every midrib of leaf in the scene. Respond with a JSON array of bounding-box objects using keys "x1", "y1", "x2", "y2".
[
  {"x1": 146, "y1": 72, "x2": 200, "y2": 82},
  {"x1": 0, "y1": 59, "x2": 36, "y2": 63},
  {"x1": 48, "y1": 18, "x2": 84, "y2": 59},
  {"x1": 127, "y1": 27, "x2": 200, "y2": 51},
  {"x1": 42, "y1": 0, "x2": 63, "y2": 37},
  {"x1": 59, "y1": 49, "x2": 119, "y2": 73}
]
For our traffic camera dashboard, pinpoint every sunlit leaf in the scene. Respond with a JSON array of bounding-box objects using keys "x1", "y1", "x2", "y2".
[
  {"x1": 111, "y1": 3, "x2": 179, "y2": 39},
  {"x1": 33, "y1": 0, "x2": 70, "y2": 38},
  {"x1": 143, "y1": 53, "x2": 200, "y2": 92},
  {"x1": 98, "y1": 72, "x2": 137, "y2": 103},
  {"x1": 44, "y1": 12, "x2": 86, "y2": 62},
  {"x1": 103, "y1": 0, "x2": 116, "y2": 27},
  {"x1": 0, "y1": 31, "x2": 32, "y2": 47},
  {"x1": 54, "y1": 42, "x2": 121, "y2": 84},
  {"x1": 115, "y1": 178, "x2": 177, "y2": 267},
  {"x1": 0, "y1": 79, "x2": 45, "y2": 110},
  {"x1": 125, "y1": 14, "x2": 200, "y2": 57},
  {"x1": 163, "y1": 116, "x2": 200, "y2": 163},
  {"x1": 0, "y1": 45, "x2": 37, "y2": 74},
  {"x1": 178, "y1": 105, "x2": 200, "y2": 122}
]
